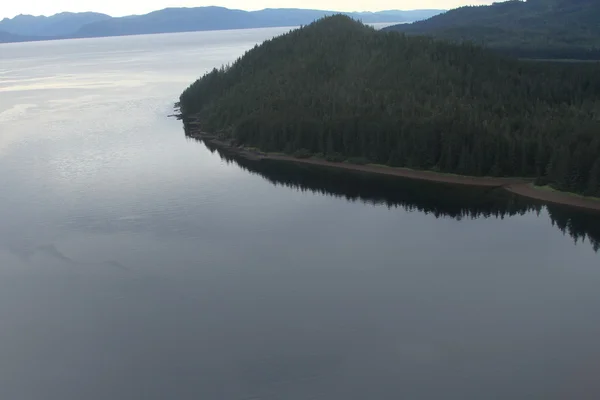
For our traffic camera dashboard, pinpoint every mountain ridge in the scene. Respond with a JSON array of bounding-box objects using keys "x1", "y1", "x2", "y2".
[
  {"x1": 0, "y1": 12, "x2": 110, "y2": 37},
  {"x1": 0, "y1": 7, "x2": 444, "y2": 43},
  {"x1": 384, "y1": 0, "x2": 600, "y2": 59}
]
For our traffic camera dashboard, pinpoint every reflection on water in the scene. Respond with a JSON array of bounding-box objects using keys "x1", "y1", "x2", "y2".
[
  {"x1": 547, "y1": 207, "x2": 600, "y2": 252},
  {"x1": 2, "y1": 28, "x2": 600, "y2": 400},
  {"x1": 200, "y1": 139, "x2": 600, "y2": 252}
]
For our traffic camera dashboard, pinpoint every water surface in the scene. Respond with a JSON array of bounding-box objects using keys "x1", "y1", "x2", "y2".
[{"x1": 1, "y1": 28, "x2": 600, "y2": 400}]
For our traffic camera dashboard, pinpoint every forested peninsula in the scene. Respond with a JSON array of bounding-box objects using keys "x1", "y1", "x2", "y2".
[{"x1": 179, "y1": 16, "x2": 600, "y2": 203}]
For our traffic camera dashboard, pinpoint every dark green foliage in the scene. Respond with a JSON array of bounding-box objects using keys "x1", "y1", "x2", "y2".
[
  {"x1": 293, "y1": 149, "x2": 312, "y2": 159},
  {"x1": 325, "y1": 153, "x2": 346, "y2": 162},
  {"x1": 385, "y1": 0, "x2": 600, "y2": 60},
  {"x1": 179, "y1": 15, "x2": 600, "y2": 196},
  {"x1": 347, "y1": 157, "x2": 369, "y2": 165}
]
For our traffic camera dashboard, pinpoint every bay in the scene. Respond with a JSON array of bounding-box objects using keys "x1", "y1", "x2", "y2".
[{"x1": 1, "y1": 27, "x2": 599, "y2": 400}]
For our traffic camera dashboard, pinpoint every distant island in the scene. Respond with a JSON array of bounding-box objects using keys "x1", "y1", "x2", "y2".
[
  {"x1": 384, "y1": 0, "x2": 600, "y2": 59},
  {"x1": 178, "y1": 16, "x2": 600, "y2": 210},
  {"x1": 0, "y1": 7, "x2": 443, "y2": 43}
]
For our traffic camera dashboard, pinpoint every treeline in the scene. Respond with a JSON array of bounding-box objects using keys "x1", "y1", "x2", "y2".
[
  {"x1": 179, "y1": 15, "x2": 600, "y2": 197},
  {"x1": 385, "y1": 0, "x2": 600, "y2": 60}
]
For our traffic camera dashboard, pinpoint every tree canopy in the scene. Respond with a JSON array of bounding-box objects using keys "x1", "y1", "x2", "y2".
[{"x1": 179, "y1": 15, "x2": 600, "y2": 197}]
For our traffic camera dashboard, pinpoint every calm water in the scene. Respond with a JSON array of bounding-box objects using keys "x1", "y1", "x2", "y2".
[{"x1": 1, "y1": 28, "x2": 600, "y2": 400}]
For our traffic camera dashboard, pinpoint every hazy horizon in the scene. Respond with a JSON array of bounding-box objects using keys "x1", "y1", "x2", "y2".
[{"x1": 1, "y1": 1, "x2": 493, "y2": 20}]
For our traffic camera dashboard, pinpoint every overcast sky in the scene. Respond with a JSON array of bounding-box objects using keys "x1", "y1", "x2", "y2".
[{"x1": 1, "y1": 1, "x2": 494, "y2": 19}]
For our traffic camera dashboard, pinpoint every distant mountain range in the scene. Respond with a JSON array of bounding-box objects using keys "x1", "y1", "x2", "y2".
[
  {"x1": 0, "y1": 30, "x2": 25, "y2": 42},
  {"x1": 384, "y1": 0, "x2": 600, "y2": 59},
  {"x1": 0, "y1": 7, "x2": 444, "y2": 43},
  {"x1": 0, "y1": 12, "x2": 110, "y2": 37}
]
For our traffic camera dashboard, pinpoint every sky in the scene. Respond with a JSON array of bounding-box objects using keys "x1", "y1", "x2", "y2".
[{"x1": 0, "y1": 1, "x2": 495, "y2": 19}]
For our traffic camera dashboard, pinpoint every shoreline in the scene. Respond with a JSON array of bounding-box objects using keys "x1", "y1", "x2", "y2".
[
  {"x1": 192, "y1": 132, "x2": 600, "y2": 213},
  {"x1": 505, "y1": 184, "x2": 600, "y2": 212},
  {"x1": 266, "y1": 153, "x2": 525, "y2": 187}
]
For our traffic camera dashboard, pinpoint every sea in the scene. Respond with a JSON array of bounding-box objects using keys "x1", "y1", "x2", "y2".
[{"x1": 1, "y1": 26, "x2": 600, "y2": 400}]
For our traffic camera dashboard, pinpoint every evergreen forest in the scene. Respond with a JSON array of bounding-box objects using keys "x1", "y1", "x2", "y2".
[
  {"x1": 385, "y1": 0, "x2": 600, "y2": 60},
  {"x1": 179, "y1": 16, "x2": 600, "y2": 197}
]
